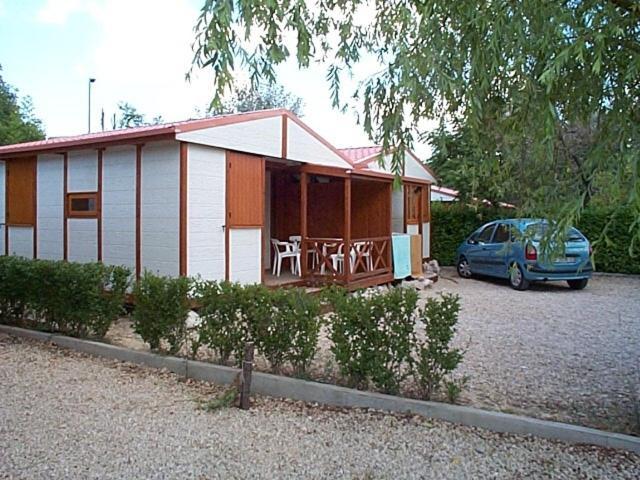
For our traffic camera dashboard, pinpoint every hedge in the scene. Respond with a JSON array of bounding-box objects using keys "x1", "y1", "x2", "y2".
[
  {"x1": 0, "y1": 256, "x2": 130, "y2": 337},
  {"x1": 430, "y1": 203, "x2": 640, "y2": 274}
]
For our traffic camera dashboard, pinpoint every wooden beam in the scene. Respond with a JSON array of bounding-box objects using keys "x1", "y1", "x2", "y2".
[
  {"x1": 343, "y1": 177, "x2": 351, "y2": 282},
  {"x1": 300, "y1": 171, "x2": 308, "y2": 277},
  {"x1": 32, "y1": 157, "x2": 37, "y2": 259},
  {"x1": 179, "y1": 142, "x2": 188, "y2": 276},
  {"x1": 135, "y1": 145, "x2": 142, "y2": 279},
  {"x1": 300, "y1": 164, "x2": 349, "y2": 178},
  {"x1": 97, "y1": 149, "x2": 103, "y2": 262}
]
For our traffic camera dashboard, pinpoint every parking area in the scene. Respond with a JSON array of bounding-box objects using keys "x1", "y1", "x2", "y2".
[{"x1": 427, "y1": 268, "x2": 640, "y2": 435}]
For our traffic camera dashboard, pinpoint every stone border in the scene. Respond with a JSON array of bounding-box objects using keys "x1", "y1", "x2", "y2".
[{"x1": 2, "y1": 324, "x2": 639, "y2": 454}]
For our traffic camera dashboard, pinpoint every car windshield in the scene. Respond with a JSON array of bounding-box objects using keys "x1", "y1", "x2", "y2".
[{"x1": 524, "y1": 223, "x2": 584, "y2": 241}]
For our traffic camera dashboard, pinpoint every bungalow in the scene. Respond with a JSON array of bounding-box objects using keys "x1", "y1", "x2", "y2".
[{"x1": 0, "y1": 109, "x2": 432, "y2": 289}]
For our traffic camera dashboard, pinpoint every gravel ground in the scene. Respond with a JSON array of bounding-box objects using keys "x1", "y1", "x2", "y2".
[
  {"x1": 426, "y1": 269, "x2": 640, "y2": 436},
  {"x1": 1, "y1": 334, "x2": 638, "y2": 479}
]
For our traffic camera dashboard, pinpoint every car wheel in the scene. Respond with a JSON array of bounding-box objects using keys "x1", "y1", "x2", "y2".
[
  {"x1": 509, "y1": 262, "x2": 530, "y2": 291},
  {"x1": 567, "y1": 278, "x2": 589, "y2": 290},
  {"x1": 457, "y1": 256, "x2": 472, "y2": 278}
]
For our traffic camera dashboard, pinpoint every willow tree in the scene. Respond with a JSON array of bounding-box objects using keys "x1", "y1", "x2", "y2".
[{"x1": 191, "y1": 0, "x2": 640, "y2": 250}]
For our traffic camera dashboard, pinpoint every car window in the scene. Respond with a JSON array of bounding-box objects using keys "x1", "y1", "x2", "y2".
[
  {"x1": 493, "y1": 223, "x2": 511, "y2": 243},
  {"x1": 477, "y1": 224, "x2": 496, "y2": 243}
]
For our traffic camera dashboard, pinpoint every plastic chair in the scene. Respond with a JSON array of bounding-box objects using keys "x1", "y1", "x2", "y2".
[{"x1": 271, "y1": 239, "x2": 300, "y2": 277}]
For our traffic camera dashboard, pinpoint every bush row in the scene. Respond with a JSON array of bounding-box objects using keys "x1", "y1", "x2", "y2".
[
  {"x1": 133, "y1": 273, "x2": 463, "y2": 399},
  {"x1": 0, "y1": 256, "x2": 130, "y2": 337},
  {"x1": 430, "y1": 203, "x2": 640, "y2": 274}
]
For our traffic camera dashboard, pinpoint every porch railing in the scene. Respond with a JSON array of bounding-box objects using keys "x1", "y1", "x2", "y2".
[{"x1": 302, "y1": 236, "x2": 392, "y2": 284}]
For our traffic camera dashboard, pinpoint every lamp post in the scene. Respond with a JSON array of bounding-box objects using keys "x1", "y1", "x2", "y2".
[{"x1": 88, "y1": 78, "x2": 96, "y2": 133}]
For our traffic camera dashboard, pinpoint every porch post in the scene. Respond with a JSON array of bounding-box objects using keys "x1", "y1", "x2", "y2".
[
  {"x1": 343, "y1": 176, "x2": 351, "y2": 282},
  {"x1": 300, "y1": 171, "x2": 308, "y2": 277}
]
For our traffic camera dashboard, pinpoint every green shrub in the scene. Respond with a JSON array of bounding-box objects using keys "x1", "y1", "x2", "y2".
[
  {"x1": 414, "y1": 293, "x2": 463, "y2": 400},
  {"x1": 0, "y1": 256, "x2": 129, "y2": 337},
  {"x1": 250, "y1": 287, "x2": 321, "y2": 375},
  {"x1": 326, "y1": 286, "x2": 418, "y2": 394},
  {"x1": 195, "y1": 280, "x2": 250, "y2": 365},
  {"x1": 132, "y1": 272, "x2": 191, "y2": 353},
  {"x1": 196, "y1": 281, "x2": 321, "y2": 373}
]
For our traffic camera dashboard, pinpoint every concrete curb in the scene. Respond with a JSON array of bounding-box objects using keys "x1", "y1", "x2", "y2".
[{"x1": 1, "y1": 324, "x2": 639, "y2": 454}]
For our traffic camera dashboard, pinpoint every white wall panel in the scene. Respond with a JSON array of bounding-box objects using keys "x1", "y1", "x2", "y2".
[
  {"x1": 102, "y1": 146, "x2": 136, "y2": 269},
  {"x1": 391, "y1": 188, "x2": 404, "y2": 233},
  {"x1": 422, "y1": 222, "x2": 430, "y2": 258},
  {"x1": 37, "y1": 154, "x2": 64, "y2": 260},
  {"x1": 187, "y1": 144, "x2": 226, "y2": 280},
  {"x1": 68, "y1": 150, "x2": 98, "y2": 192},
  {"x1": 229, "y1": 228, "x2": 261, "y2": 284},
  {"x1": 177, "y1": 117, "x2": 282, "y2": 158},
  {"x1": 141, "y1": 141, "x2": 180, "y2": 276},
  {"x1": 8, "y1": 226, "x2": 33, "y2": 258},
  {"x1": 286, "y1": 121, "x2": 352, "y2": 168},
  {"x1": 404, "y1": 153, "x2": 436, "y2": 182},
  {"x1": 0, "y1": 161, "x2": 5, "y2": 255},
  {"x1": 67, "y1": 219, "x2": 98, "y2": 262},
  {"x1": 407, "y1": 224, "x2": 419, "y2": 235}
]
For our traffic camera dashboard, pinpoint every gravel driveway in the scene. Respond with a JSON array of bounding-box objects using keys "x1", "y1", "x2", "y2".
[
  {"x1": 1, "y1": 334, "x2": 638, "y2": 479},
  {"x1": 427, "y1": 269, "x2": 640, "y2": 435}
]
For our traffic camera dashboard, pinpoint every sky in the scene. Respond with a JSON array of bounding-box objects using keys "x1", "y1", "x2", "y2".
[{"x1": 0, "y1": 0, "x2": 432, "y2": 157}]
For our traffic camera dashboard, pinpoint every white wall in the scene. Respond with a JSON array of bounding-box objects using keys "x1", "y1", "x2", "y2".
[
  {"x1": 187, "y1": 144, "x2": 226, "y2": 280},
  {"x1": 422, "y1": 222, "x2": 430, "y2": 258},
  {"x1": 404, "y1": 153, "x2": 436, "y2": 182},
  {"x1": 37, "y1": 154, "x2": 64, "y2": 260},
  {"x1": 407, "y1": 224, "x2": 419, "y2": 235},
  {"x1": 67, "y1": 150, "x2": 98, "y2": 192},
  {"x1": 8, "y1": 226, "x2": 34, "y2": 258},
  {"x1": 229, "y1": 228, "x2": 261, "y2": 284},
  {"x1": 391, "y1": 188, "x2": 404, "y2": 233},
  {"x1": 286, "y1": 120, "x2": 352, "y2": 168},
  {"x1": 102, "y1": 146, "x2": 136, "y2": 270},
  {"x1": 0, "y1": 161, "x2": 4, "y2": 255},
  {"x1": 141, "y1": 141, "x2": 180, "y2": 276},
  {"x1": 177, "y1": 116, "x2": 282, "y2": 159},
  {"x1": 67, "y1": 219, "x2": 98, "y2": 262}
]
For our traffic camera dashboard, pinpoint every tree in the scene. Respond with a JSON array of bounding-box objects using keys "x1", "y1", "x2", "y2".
[
  {"x1": 210, "y1": 83, "x2": 303, "y2": 116},
  {"x1": 0, "y1": 65, "x2": 45, "y2": 145},
  {"x1": 191, "y1": 0, "x2": 640, "y2": 250},
  {"x1": 117, "y1": 102, "x2": 146, "y2": 128}
]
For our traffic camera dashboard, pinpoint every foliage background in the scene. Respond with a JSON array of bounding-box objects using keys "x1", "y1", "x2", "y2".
[{"x1": 431, "y1": 203, "x2": 640, "y2": 274}]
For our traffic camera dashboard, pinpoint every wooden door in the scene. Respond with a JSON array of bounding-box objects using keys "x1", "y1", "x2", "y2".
[
  {"x1": 226, "y1": 151, "x2": 265, "y2": 227},
  {"x1": 6, "y1": 157, "x2": 37, "y2": 226}
]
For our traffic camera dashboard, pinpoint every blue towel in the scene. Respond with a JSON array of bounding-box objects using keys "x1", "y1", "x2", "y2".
[{"x1": 392, "y1": 234, "x2": 411, "y2": 279}]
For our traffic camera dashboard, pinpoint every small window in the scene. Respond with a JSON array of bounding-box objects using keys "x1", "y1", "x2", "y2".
[
  {"x1": 493, "y1": 223, "x2": 511, "y2": 243},
  {"x1": 477, "y1": 224, "x2": 496, "y2": 243},
  {"x1": 67, "y1": 193, "x2": 98, "y2": 218}
]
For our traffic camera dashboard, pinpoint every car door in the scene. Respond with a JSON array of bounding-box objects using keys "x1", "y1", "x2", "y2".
[
  {"x1": 483, "y1": 222, "x2": 513, "y2": 278},
  {"x1": 466, "y1": 223, "x2": 497, "y2": 274}
]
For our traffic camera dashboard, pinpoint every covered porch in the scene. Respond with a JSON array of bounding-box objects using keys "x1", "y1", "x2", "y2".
[{"x1": 265, "y1": 163, "x2": 394, "y2": 289}]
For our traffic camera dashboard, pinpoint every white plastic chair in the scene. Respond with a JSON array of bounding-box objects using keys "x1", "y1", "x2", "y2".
[
  {"x1": 331, "y1": 241, "x2": 372, "y2": 274},
  {"x1": 271, "y1": 239, "x2": 300, "y2": 277}
]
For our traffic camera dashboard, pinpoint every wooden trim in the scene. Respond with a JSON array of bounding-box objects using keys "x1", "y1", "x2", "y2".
[
  {"x1": 66, "y1": 192, "x2": 99, "y2": 218},
  {"x1": 33, "y1": 158, "x2": 37, "y2": 258},
  {"x1": 63, "y1": 153, "x2": 68, "y2": 260},
  {"x1": 97, "y1": 149, "x2": 103, "y2": 261},
  {"x1": 281, "y1": 114, "x2": 288, "y2": 159},
  {"x1": 260, "y1": 157, "x2": 265, "y2": 284},
  {"x1": 135, "y1": 145, "x2": 142, "y2": 279},
  {"x1": 179, "y1": 142, "x2": 188, "y2": 276},
  {"x1": 300, "y1": 171, "x2": 308, "y2": 277},
  {"x1": 343, "y1": 177, "x2": 351, "y2": 282},
  {"x1": 300, "y1": 164, "x2": 349, "y2": 178},
  {"x1": 0, "y1": 133, "x2": 175, "y2": 159},
  {"x1": 224, "y1": 151, "x2": 230, "y2": 281}
]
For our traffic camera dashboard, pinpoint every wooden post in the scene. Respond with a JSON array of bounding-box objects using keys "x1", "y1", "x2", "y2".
[
  {"x1": 343, "y1": 176, "x2": 351, "y2": 283},
  {"x1": 300, "y1": 171, "x2": 308, "y2": 277},
  {"x1": 239, "y1": 341, "x2": 254, "y2": 410}
]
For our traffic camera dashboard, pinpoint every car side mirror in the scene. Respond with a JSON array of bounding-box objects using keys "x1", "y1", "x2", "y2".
[{"x1": 467, "y1": 238, "x2": 478, "y2": 245}]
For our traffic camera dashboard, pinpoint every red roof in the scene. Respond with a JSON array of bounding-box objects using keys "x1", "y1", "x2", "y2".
[
  {"x1": 338, "y1": 146, "x2": 383, "y2": 163},
  {"x1": 0, "y1": 109, "x2": 289, "y2": 157}
]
